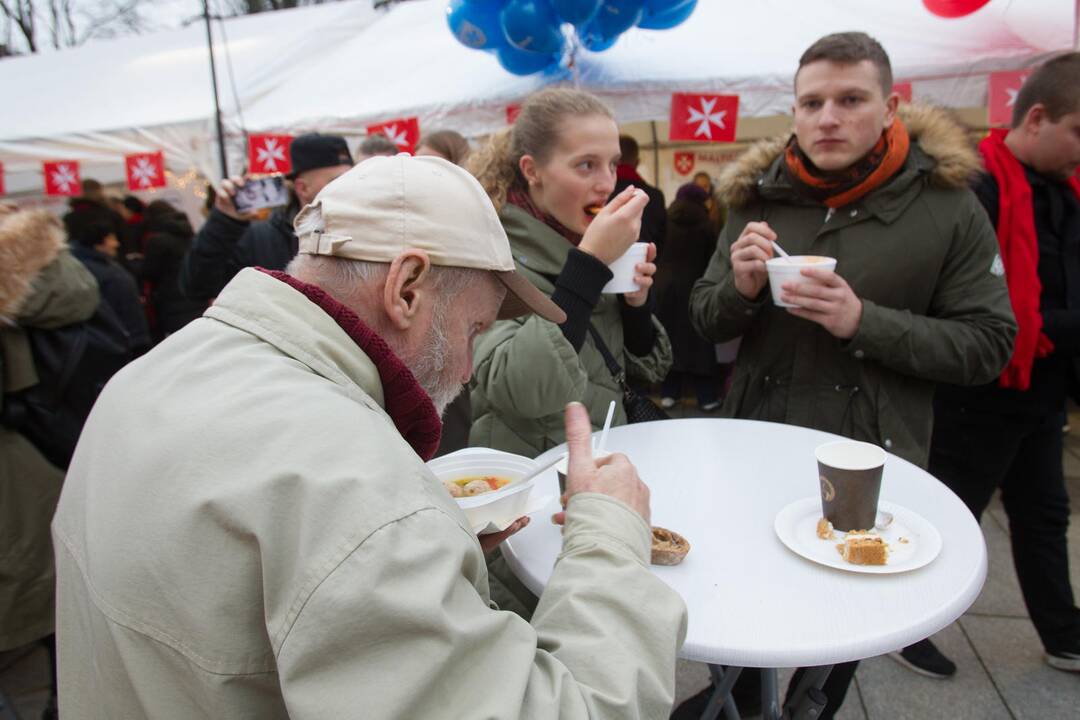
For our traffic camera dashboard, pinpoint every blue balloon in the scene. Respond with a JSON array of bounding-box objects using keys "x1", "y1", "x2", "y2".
[
  {"x1": 594, "y1": 0, "x2": 645, "y2": 37},
  {"x1": 551, "y1": 0, "x2": 602, "y2": 25},
  {"x1": 500, "y1": 1, "x2": 564, "y2": 56},
  {"x1": 577, "y1": 19, "x2": 618, "y2": 51},
  {"x1": 637, "y1": 0, "x2": 696, "y2": 29},
  {"x1": 496, "y1": 43, "x2": 560, "y2": 75},
  {"x1": 642, "y1": 0, "x2": 691, "y2": 12},
  {"x1": 446, "y1": 0, "x2": 507, "y2": 50}
]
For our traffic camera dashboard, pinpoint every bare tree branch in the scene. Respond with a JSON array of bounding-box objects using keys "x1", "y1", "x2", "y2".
[{"x1": 0, "y1": 0, "x2": 38, "y2": 52}]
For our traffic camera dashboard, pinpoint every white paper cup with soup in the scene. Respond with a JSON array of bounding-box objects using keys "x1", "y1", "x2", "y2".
[
  {"x1": 427, "y1": 449, "x2": 537, "y2": 533},
  {"x1": 765, "y1": 255, "x2": 838, "y2": 308},
  {"x1": 602, "y1": 243, "x2": 649, "y2": 294}
]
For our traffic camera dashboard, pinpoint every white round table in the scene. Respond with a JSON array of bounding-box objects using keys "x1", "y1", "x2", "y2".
[{"x1": 502, "y1": 418, "x2": 987, "y2": 669}]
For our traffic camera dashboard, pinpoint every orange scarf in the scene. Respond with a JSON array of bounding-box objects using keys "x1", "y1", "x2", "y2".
[{"x1": 783, "y1": 120, "x2": 911, "y2": 208}]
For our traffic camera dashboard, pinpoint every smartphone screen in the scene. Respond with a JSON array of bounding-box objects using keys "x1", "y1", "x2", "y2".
[{"x1": 233, "y1": 176, "x2": 289, "y2": 214}]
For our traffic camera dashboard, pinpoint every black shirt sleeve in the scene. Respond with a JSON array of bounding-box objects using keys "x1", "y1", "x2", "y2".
[
  {"x1": 620, "y1": 300, "x2": 656, "y2": 357},
  {"x1": 550, "y1": 248, "x2": 613, "y2": 352}
]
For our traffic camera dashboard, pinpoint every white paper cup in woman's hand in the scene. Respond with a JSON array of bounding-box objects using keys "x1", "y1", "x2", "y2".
[
  {"x1": 765, "y1": 255, "x2": 837, "y2": 307},
  {"x1": 602, "y1": 242, "x2": 649, "y2": 294}
]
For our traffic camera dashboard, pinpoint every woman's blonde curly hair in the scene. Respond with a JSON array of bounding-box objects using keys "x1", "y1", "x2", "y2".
[{"x1": 467, "y1": 87, "x2": 614, "y2": 212}]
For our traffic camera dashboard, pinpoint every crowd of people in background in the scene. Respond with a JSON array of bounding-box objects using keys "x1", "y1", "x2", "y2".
[{"x1": 1, "y1": 31, "x2": 1079, "y2": 720}]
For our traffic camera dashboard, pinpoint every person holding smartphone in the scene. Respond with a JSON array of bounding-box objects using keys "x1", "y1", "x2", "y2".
[{"x1": 180, "y1": 133, "x2": 353, "y2": 301}]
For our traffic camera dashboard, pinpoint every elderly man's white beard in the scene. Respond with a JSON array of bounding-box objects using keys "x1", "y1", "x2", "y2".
[{"x1": 405, "y1": 304, "x2": 464, "y2": 417}]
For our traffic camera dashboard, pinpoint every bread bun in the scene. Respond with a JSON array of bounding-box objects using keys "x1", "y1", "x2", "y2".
[{"x1": 651, "y1": 526, "x2": 690, "y2": 566}]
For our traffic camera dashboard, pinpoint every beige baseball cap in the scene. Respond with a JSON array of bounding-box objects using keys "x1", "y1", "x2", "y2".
[{"x1": 295, "y1": 153, "x2": 565, "y2": 324}]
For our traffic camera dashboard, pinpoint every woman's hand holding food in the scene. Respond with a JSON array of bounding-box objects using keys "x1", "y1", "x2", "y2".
[{"x1": 578, "y1": 186, "x2": 649, "y2": 266}]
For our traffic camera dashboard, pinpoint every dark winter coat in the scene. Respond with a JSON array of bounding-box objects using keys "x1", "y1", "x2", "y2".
[
  {"x1": 70, "y1": 244, "x2": 151, "y2": 352},
  {"x1": 936, "y1": 165, "x2": 1080, "y2": 415},
  {"x1": 140, "y1": 213, "x2": 207, "y2": 336},
  {"x1": 180, "y1": 204, "x2": 298, "y2": 301},
  {"x1": 655, "y1": 197, "x2": 719, "y2": 376},
  {"x1": 690, "y1": 104, "x2": 1017, "y2": 467},
  {"x1": 613, "y1": 174, "x2": 667, "y2": 250},
  {"x1": 0, "y1": 209, "x2": 99, "y2": 650}
]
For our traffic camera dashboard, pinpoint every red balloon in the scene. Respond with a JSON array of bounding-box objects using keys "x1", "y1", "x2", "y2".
[{"x1": 922, "y1": 0, "x2": 991, "y2": 18}]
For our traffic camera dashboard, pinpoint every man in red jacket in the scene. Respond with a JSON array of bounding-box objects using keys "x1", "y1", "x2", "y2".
[{"x1": 927, "y1": 53, "x2": 1080, "y2": 675}]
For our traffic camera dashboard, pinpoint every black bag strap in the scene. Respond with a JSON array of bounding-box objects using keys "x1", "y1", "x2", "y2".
[{"x1": 587, "y1": 323, "x2": 627, "y2": 387}]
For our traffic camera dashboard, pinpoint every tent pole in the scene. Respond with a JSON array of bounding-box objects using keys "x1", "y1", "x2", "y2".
[
  {"x1": 203, "y1": 0, "x2": 229, "y2": 179},
  {"x1": 650, "y1": 120, "x2": 660, "y2": 186}
]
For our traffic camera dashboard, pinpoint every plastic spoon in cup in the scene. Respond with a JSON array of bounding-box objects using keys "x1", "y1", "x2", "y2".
[
  {"x1": 597, "y1": 400, "x2": 616, "y2": 456},
  {"x1": 771, "y1": 240, "x2": 791, "y2": 260},
  {"x1": 521, "y1": 454, "x2": 569, "y2": 486}
]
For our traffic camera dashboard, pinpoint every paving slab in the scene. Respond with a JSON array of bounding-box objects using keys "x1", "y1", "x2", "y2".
[
  {"x1": 855, "y1": 623, "x2": 1011, "y2": 720},
  {"x1": 961, "y1": 614, "x2": 1080, "y2": 720}
]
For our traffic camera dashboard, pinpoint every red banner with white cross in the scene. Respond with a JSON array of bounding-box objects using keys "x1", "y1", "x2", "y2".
[
  {"x1": 366, "y1": 117, "x2": 420, "y2": 154},
  {"x1": 988, "y1": 70, "x2": 1031, "y2": 127},
  {"x1": 43, "y1": 160, "x2": 81, "y2": 197},
  {"x1": 125, "y1": 151, "x2": 166, "y2": 191},
  {"x1": 670, "y1": 93, "x2": 739, "y2": 143},
  {"x1": 248, "y1": 134, "x2": 294, "y2": 175}
]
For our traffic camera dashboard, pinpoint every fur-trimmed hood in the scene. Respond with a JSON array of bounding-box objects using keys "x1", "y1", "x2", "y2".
[
  {"x1": 0, "y1": 209, "x2": 66, "y2": 319},
  {"x1": 718, "y1": 103, "x2": 982, "y2": 208}
]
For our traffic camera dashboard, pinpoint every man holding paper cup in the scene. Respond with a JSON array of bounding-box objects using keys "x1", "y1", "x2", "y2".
[{"x1": 683, "y1": 31, "x2": 1017, "y2": 718}]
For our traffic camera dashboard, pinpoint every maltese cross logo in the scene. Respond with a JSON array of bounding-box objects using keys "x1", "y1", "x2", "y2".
[{"x1": 257, "y1": 138, "x2": 287, "y2": 172}]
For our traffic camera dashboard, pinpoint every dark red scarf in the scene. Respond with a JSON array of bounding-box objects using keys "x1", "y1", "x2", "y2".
[
  {"x1": 978, "y1": 129, "x2": 1080, "y2": 390},
  {"x1": 616, "y1": 164, "x2": 644, "y2": 183},
  {"x1": 783, "y1": 120, "x2": 911, "y2": 208},
  {"x1": 506, "y1": 186, "x2": 583, "y2": 246},
  {"x1": 261, "y1": 269, "x2": 442, "y2": 460}
]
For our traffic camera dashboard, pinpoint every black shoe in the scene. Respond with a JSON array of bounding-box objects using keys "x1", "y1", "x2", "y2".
[
  {"x1": 671, "y1": 681, "x2": 762, "y2": 719},
  {"x1": 1045, "y1": 648, "x2": 1080, "y2": 672},
  {"x1": 889, "y1": 638, "x2": 956, "y2": 679}
]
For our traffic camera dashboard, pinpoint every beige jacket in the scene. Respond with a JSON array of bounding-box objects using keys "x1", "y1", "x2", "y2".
[{"x1": 53, "y1": 268, "x2": 687, "y2": 719}]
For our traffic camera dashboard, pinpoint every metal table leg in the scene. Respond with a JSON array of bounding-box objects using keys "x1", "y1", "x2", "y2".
[
  {"x1": 762, "y1": 667, "x2": 781, "y2": 720},
  {"x1": 782, "y1": 665, "x2": 834, "y2": 720},
  {"x1": 702, "y1": 664, "x2": 743, "y2": 720}
]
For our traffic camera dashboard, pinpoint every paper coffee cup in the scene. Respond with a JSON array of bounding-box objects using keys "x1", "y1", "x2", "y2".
[
  {"x1": 815, "y1": 440, "x2": 886, "y2": 532},
  {"x1": 602, "y1": 243, "x2": 649, "y2": 294},
  {"x1": 765, "y1": 255, "x2": 837, "y2": 308}
]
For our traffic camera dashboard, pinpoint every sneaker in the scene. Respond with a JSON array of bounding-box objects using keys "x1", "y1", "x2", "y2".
[
  {"x1": 699, "y1": 401, "x2": 721, "y2": 413},
  {"x1": 889, "y1": 638, "x2": 957, "y2": 679},
  {"x1": 660, "y1": 397, "x2": 677, "y2": 409},
  {"x1": 1046, "y1": 649, "x2": 1080, "y2": 672}
]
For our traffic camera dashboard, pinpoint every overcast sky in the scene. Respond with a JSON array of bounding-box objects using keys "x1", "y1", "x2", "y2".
[{"x1": 2, "y1": 1, "x2": 315, "y2": 54}]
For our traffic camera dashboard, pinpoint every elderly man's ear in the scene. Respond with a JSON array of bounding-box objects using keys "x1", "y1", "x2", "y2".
[{"x1": 382, "y1": 249, "x2": 433, "y2": 330}]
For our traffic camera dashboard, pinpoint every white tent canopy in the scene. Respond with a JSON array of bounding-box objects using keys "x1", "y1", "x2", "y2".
[{"x1": 0, "y1": 0, "x2": 1075, "y2": 197}]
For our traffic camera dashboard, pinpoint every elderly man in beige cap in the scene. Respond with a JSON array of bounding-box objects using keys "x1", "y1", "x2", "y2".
[{"x1": 52, "y1": 155, "x2": 687, "y2": 719}]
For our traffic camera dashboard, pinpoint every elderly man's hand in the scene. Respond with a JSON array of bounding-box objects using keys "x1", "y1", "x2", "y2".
[
  {"x1": 478, "y1": 516, "x2": 530, "y2": 555},
  {"x1": 781, "y1": 267, "x2": 863, "y2": 339},
  {"x1": 551, "y1": 402, "x2": 651, "y2": 526}
]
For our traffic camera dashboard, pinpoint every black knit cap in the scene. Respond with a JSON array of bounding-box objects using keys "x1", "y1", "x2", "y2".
[{"x1": 286, "y1": 133, "x2": 353, "y2": 179}]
